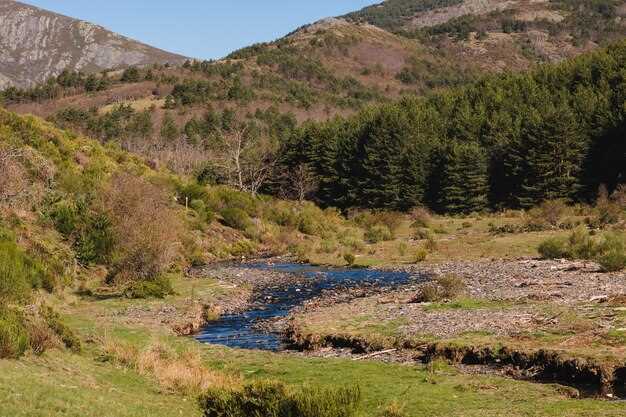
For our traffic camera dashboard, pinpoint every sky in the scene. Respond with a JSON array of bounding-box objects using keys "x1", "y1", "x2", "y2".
[{"x1": 23, "y1": 1, "x2": 380, "y2": 60}]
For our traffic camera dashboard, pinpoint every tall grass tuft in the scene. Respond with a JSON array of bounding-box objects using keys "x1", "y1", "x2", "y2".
[{"x1": 199, "y1": 380, "x2": 361, "y2": 417}]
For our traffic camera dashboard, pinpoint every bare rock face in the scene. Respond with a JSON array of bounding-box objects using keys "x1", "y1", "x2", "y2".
[{"x1": 0, "y1": 0, "x2": 188, "y2": 88}]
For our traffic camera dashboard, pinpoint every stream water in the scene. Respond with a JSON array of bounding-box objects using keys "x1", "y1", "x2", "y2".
[{"x1": 195, "y1": 263, "x2": 411, "y2": 351}]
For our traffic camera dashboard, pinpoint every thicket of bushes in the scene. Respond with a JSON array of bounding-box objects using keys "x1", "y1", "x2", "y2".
[{"x1": 539, "y1": 228, "x2": 626, "y2": 271}]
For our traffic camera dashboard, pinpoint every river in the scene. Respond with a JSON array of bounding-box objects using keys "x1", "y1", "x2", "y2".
[{"x1": 194, "y1": 263, "x2": 411, "y2": 350}]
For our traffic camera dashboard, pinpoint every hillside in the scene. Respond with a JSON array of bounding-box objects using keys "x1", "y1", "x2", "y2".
[
  {"x1": 346, "y1": 0, "x2": 626, "y2": 71},
  {"x1": 0, "y1": 0, "x2": 187, "y2": 88},
  {"x1": 1, "y1": 0, "x2": 625, "y2": 186}
]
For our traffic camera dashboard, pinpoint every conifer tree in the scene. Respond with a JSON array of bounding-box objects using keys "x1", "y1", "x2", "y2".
[
  {"x1": 438, "y1": 142, "x2": 489, "y2": 213},
  {"x1": 515, "y1": 104, "x2": 586, "y2": 207},
  {"x1": 160, "y1": 113, "x2": 179, "y2": 141}
]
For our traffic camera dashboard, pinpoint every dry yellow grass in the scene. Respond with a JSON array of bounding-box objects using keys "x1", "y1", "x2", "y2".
[{"x1": 102, "y1": 338, "x2": 239, "y2": 396}]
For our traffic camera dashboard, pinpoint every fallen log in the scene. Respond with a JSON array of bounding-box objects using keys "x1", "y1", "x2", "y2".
[{"x1": 353, "y1": 349, "x2": 397, "y2": 361}]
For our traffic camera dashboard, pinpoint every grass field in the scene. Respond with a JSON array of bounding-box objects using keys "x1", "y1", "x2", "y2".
[{"x1": 3, "y1": 303, "x2": 625, "y2": 417}]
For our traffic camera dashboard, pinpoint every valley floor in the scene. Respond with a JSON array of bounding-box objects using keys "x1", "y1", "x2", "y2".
[{"x1": 2, "y1": 262, "x2": 626, "y2": 416}]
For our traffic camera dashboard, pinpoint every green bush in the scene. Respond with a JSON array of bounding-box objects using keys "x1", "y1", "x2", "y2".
[
  {"x1": 221, "y1": 208, "x2": 253, "y2": 231},
  {"x1": 318, "y1": 239, "x2": 338, "y2": 254},
  {"x1": 538, "y1": 237, "x2": 570, "y2": 259},
  {"x1": 42, "y1": 306, "x2": 81, "y2": 353},
  {"x1": 176, "y1": 182, "x2": 210, "y2": 204},
  {"x1": 208, "y1": 187, "x2": 259, "y2": 217},
  {"x1": 49, "y1": 201, "x2": 79, "y2": 236},
  {"x1": 75, "y1": 213, "x2": 115, "y2": 264},
  {"x1": 364, "y1": 225, "x2": 393, "y2": 243},
  {"x1": 190, "y1": 199, "x2": 215, "y2": 224},
  {"x1": 344, "y1": 253, "x2": 356, "y2": 266},
  {"x1": 199, "y1": 380, "x2": 361, "y2": 417},
  {"x1": 0, "y1": 234, "x2": 52, "y2": 301},
  {"x1": 265, "y1": 204, "x2": 298, "y2": 228},
  {"x1": 0, "y1": 307, "x2": 29, "y2": 359},
  {"x1": 568, "y1": 227, "x2": 598, "y2": 259},
  {"x1": 596, "y1": 233, "x2": 626, "y2": 272},
  {"x1": 228, "y1": 240, "x2": 257, "y2": 257},
  {"x1": 125, "y1": 275, "x2": 174, "y2": 299},
  {"x1": 538, "y1": 229, "x2": 626, "y2": 271}
]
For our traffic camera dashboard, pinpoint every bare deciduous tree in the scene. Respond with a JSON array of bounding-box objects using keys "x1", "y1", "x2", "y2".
[
  {"x1": 281, "y1": 163, "x2": 318, "y2": 203},
  {"x1": 212, "y1": 125, "x2": 278, "y2": 195}
]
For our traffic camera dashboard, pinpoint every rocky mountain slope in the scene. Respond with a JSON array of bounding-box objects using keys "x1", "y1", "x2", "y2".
[{"x1": 0, "y1": 0, "x2": 187, "y2": 88}]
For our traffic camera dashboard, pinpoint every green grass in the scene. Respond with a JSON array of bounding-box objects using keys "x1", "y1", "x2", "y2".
[
  {"x1": 201, "y1": 346, "x2": 626, "y2": 417},
  {"x1": 0, "y1": 351, "x2": 200, "y2": 417},
  {"x1": 2, "y1": 295, "x2": 626, "y2": 417},
  {"x1": 423, "y1": 298, "x2": 515, "y2": 312}
]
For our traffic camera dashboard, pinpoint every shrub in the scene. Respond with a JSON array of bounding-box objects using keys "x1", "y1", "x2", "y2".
[
  {"x1": 538, "y1": 237, "x2": 570, "y2": 259},
  {"x1": 365, "y1": 225, "x2": 392, "y2": 243},
  {"x1": 412, "y1": 282, "x2": 442, "y2": 303},
  {"x1": 125, "y1": 275, "x2": 174, "y2": 299},
  {"x1": 343, "y1": 253, "x2": 356, "y2": 266},
  {"x1": 0, "y1": 307, "x2": 29, "y2": 359},
  {"x1": 265, "y1": 203, "x2": 298, "y2": 228},
  {"x1": 199, "y1": 380, "x2": 361, "y2": 417},
  {"x1": 318, "y1": 239, "x2": 338, "y2": 254},
  {"x1": 176, "y1": 182, "x2": 209, "y2": 205},
  {"x1": 424, "y1": 235, "x2": 438, "y2": 252},
  {"x1": 190, "y1": 199, "x2": 215, "y2": 224},
  {"x1": 596, "y1": 233, "x2": 626, "y2": 272},
  {"x1": 398, "y1": 241, "x2": 408, "y2": 256},
  {"x1": 410, "y1": 207, "x2": 431, "y2": 228},
  {"x1": 413, "y1": 227, "x2": 433, "y2": 241},
  {"x1": 538, "y1": 229, "x2": 626, "y2": 271},
  {"x1": 228, "y1": 240, "x2": 257, "y2": 258},
  {"x1": 0, "y1": 233, "x2": 51, "y2": 301},
  {"x1": 42, "y1": 306, "x2": 81, "y2": 352},
  {"x1": 208, "y1": 187, "x2": 259, "y2": 217},
  {"x1": 568, "y1": 227, "x2": 598, "y2": 259},
  {"x1": 436, "y1": 274, "x2": 466, "y2": 298},
  {"x1": 353, "y1": 211, "x2": 402, "y2": 236},
  {"x1": 412, "y1": 274, "x2": 465, "y2": 302},
  {"x1": 75, "y1": 213, "x2": 115, "y2": 264},
  {"x1": 221, "y1": 208, "x2": 253, "y2": 231},
  {"x1": 102, "y1": 173, "x2": 182, "y2": 284},
  {"x1": 414, "y1": 247, "x2": 428, "y2": 263}
]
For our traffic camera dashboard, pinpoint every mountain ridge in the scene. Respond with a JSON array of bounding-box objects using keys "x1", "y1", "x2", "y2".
[{"x1": 0, "y1": 0, "x2": 188, "y2": 88}]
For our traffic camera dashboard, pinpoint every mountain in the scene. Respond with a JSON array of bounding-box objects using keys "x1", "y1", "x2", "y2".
[
  {"x1": 0, "y1": 0, "x2": 187, "y2": 88},
  {"x1": 1, "y1": 0, "x2": 625, "y2": 180}
]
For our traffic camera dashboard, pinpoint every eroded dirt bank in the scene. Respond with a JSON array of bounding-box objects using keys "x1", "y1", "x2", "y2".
[{"x1": 283, "y1": 259, "x2": 626, "y2": 398}]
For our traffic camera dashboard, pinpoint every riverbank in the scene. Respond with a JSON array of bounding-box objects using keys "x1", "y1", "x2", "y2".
[{"x1": 283, "y1": 258, "x2": 626, "y2": 398}]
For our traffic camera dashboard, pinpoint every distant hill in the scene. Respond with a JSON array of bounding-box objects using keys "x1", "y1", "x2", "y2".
[
  {"x1": 345, "y1": 0, "x2": 626, "y2": 71},
  {"x1": 0, "y1": 0, "x2": 187, "y2": 88}
]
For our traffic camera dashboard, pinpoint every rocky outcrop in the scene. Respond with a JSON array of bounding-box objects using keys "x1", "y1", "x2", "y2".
[{"x1": 0, "y1": 0, "x2": 187, "y2": 88}]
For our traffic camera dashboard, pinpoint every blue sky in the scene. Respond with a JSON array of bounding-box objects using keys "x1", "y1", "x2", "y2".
[{"x1": 23, "y1": 1, "x2": 380, "y2": 60}]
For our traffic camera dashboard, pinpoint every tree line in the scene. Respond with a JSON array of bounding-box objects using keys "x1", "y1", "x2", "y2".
[{"x1": 277, "y1": 40, "x2": 626, "y2": 213}]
